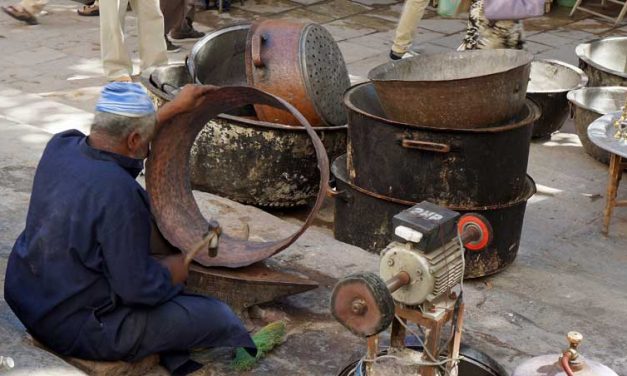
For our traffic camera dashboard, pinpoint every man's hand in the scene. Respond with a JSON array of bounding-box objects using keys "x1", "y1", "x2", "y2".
[
  {"x1": 171, "y1": 84, "x2": 217, "y2": 114},
  {"x1": 156, "y1": 84, "x2": 218, "y2": 127},
  {"x1": 159, "y1": 254, "x2": 189, "y2": 285}
]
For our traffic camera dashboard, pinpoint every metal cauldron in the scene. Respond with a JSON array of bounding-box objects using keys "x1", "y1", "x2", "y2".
[
  {"x1": 567, "y1": 86, "x2": 627, "y2": 164},
  {"x1": 345, "y1": 82, "x2": 539, "y2": 208},
  {"x1": 142, "y1": 64, "x2": 347, "y2": 207},
  {"x1": 367, "y1": 49, "x2": 533, "y2": 128},
  {"x1": 576, "y1": 37, "x2": 627, "y2": 87},
  {"x1": 337, "y1": 345, "x2": 508, "y2": 376},
  {"x1": 331, "y1": 155, "x2": 536, "y2": 278},
  {"x1": 527, "y1": 59, "x2": 588, "y2": 139}
]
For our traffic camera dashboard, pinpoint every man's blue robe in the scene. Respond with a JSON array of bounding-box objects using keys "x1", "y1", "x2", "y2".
[{"x1": 4, "y1": 130, "x2": 255, "y2": 374}]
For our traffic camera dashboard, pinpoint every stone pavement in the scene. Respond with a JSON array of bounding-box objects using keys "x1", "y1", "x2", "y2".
[{"x1": 1, "y1": 0, "x2": 627, "y2": 375}]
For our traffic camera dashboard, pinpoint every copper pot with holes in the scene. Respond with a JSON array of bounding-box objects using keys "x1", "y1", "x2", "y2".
[{"x1": 245, "y1": 19, "x2": 350, "y2": 126}]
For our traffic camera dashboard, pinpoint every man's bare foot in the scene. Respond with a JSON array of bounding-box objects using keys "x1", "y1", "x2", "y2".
[{"x1": 1, "y1": 4, "x2": 38, "y2": 25}]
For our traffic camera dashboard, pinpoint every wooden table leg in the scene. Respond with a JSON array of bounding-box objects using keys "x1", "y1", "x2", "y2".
[{"x1": 603, "y1": 154, "x2": 623, "y2": 235}]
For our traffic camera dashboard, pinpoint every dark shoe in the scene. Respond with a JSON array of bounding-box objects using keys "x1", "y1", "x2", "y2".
[
  {"x1": 2, "y1": 5, "x2": 38, "y2": 25},
  {"x1": 389, "y1": 50, "x2": 402, "y2": 60},
  {"x1": 170, "y1": 28, "x2": 205, "y2": 42},
  {"x1": 389, "y1": 50, "x2": 419, "y2": 61},
  {"x1": 165, "y1": 37, "x2": 181, "y2": 52}
]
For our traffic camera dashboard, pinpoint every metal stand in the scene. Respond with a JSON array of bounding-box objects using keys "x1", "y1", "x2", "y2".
[
  {"x1": 603, "y1": 154, "x2": 627, "y2": 234},
  {"x1": 365, "y1": 304, "x2": 462, "y2": 376},
  {"x1": 570, "y1": 0, "x2": 627, "y2": 25}
]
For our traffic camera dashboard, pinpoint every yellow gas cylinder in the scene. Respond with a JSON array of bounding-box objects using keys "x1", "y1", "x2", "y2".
[{"x1": 512, "y1": 332, "x2": 618, "y2": 376}]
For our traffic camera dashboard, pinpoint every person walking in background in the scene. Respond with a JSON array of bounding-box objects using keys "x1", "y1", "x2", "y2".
[
  {"x1": 459, "y1": 0, "x2": 524, "y2": 50},
  {"x1": 1, "y1": 0, "x2": 99, "y2": 24},
  {"x1": 99, "y1": 0, "x2": 168, "y2": 82},
  {"x1": 161, "y1": 0, "x2": 205, "y2": 52},
  {"x1": 389, "y1": 0, "x2": 430, "y2": 60},
  {"x1": 1, "y1": 0, "x2": 48, "y2": 25}
]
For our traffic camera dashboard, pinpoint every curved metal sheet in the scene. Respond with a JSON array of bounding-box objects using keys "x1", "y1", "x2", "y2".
[
  {"x1": 146, "y1": 86, "x2": 330, "y2": 268},
  {"x1": 587, "y1": 111, "x2": 627, "y2": 159},
  {"x1": 575, "y1": 37, "x2": 627, "y2": 79}
]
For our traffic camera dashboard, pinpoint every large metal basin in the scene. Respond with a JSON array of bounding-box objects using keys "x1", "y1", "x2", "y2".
[
  {"x1": 345, "y1": 82, "x2": 538, "y2": 208},
  {"x1": 527, "y1": 59, "x2": 588, "y2": 138},
  {"x1": 576, "y1": 37, "x2": 627, "y2": 87},
  {"x1": 332, "y1": 154, "x2": 536, "y2": 279},
  {"x1": 187, "y1": 23, "x2": 250, "y2": 86},
  {"x1": 141, "y1": 64, "x2": 347, "y2": 207},
  {"x1": 367, "y1": 49, "x2": 533, "y2": 128},
  {"x1": 567, "y1": 86, "x2": 627, "y2": 164}
]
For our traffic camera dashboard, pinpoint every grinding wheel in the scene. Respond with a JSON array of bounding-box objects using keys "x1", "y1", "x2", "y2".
[
  {"x1": 330, "y1": 272, "x2": 395, "y2": 337},
  {"x1": 146, "y1": 86, "x2": 329, "y2": 268}
]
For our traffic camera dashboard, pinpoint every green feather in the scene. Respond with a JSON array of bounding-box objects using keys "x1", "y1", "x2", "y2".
[{"x1": 231, "y1": 321, "x2": 287, "y2": 371}]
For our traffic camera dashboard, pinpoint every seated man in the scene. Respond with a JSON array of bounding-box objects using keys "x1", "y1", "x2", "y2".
[{"x1": 4, "y1": 83, "x2": 255, "y2": 376}]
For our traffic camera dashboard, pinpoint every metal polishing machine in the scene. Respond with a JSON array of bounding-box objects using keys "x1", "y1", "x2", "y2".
[{"x1": 331, "y1": 202, "x2": 492, "y2": 376}]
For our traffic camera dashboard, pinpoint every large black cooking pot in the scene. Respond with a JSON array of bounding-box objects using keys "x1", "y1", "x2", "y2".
[
  {"x1": 142, "y1": 64, "x2": 347, "y2": 207},
  {"x1": 332, "y1": 155, "x2": 536, "y2": 279},
  {"x1": 345, "y1": 83, "x2": 539, "y2": 208}
]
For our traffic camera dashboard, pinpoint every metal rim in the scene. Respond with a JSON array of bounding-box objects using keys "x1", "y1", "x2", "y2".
[
  {"x1": 331, "y1": 155, "x2": 537, "y2": 211},
  {"x1": 575, "y1": 37, "x2": 627, "y2": 79},
  {"x1": 188, "y1": 23, "x2": 252, "y2": 83},
  {"x1": 344, "y1": 83, "x2": 541, "y2": 134},
  {"x1": 527, "y1": 59, "x2": 589, "y2": 94},
  {"x1": 368, "y1": 49, "x2": 533, "y2": 83},
  {"x1": 567, "y1": 86, "x2": 627, "y2": 115},
  {"x1": 587, "y1": 111, "x2": 627, "y2": 159},
  {"x1": 146, "y1": 86, "x2": 330, "y2": 268},
  {"x1": 337, "y1": 344, "x2": 508, "y2": 376}
]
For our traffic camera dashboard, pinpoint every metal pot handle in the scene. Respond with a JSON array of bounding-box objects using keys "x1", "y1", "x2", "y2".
[
  {"x1": 252, "y1": 33, "x2": 267, "y2": 68},
  {"x1": 401, "y1": 139, "x2": 451, "y2": 153}
]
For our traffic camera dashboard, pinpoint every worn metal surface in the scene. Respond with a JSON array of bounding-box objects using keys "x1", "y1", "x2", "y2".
[
  {"x1": 527, "y1": 59, "x2": 588, "y2": 139},
  {"x1": 567, "y1": 87, "x2": 627, "y2": 164},
  {"x1": 345, "y1": 83, "x2": 538, "y2": 207},
  {"x1": 190, "y1": 115, "x2": 346, "y2": 207},
  {"x1": 367, "y1": 50, "x2": 533, "y2": 128},
  {"x1": 142, "y1": 64, "x2": 346, "y2": 207},
  {"x1": 146, "y1": 86, "x2": 329, "y2": 268},
  {"x1": 588, "y1": 112, "x2": 627, "y2": 159},
  {"x1": 187, "y1": 261, "x2": 319, "y2": 313},
  {"x1": 337, "y1": 345, "x2": 508, "y2": 376},
  {"x1": 330, "y1": 272, "x2": 395, "y2": 337},
  {"x1": 576, "y1": 37, "x2": 627, "y2": 87},
  {"x1": 332, "y1": 155, "x2": 536, "y2": 278},
  {"x1": 187, "y1": 23, "x2": 250, "y2": 86},
  {"x1": 245, "y1": 20, "x2": 349, "y2": 126}
]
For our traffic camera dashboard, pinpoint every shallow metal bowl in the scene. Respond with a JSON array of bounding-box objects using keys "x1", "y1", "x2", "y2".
[
  {"x1": 576, "y1": 37, "x2": 627, "y2": 87},
  {"x1": 527, "y1": 59, "x2": 588, "y2": 138},
  {"x1": 187, "y1": 23, "x2": 250, "y2": 86},
  {"x1": 567, "y1": 86, "x2": 627, "y2": 163},
  {"x1": 367, "y1": 49, "x2": 533, "y2": 128}
]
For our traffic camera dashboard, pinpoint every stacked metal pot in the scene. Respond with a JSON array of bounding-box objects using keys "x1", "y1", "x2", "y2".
[
  {"x1": 567, "y1": 36, "x2": 627, "y2": 164},
  {"x1": 143, "y1": 20, "x2": 350, "y2": 207},
  {"x1": 331, "y1": 50, "x2": 540, "y2": 278}
]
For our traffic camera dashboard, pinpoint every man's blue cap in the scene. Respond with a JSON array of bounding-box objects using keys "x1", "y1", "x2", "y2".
[{"x1": 95, "y1": 82, "x2": 156, "y2": 118}]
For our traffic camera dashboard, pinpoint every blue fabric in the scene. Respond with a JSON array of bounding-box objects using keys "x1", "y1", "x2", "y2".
[
  {"x1": 4, "y1": 130, "x2": 255, "y2": 374},
  {"x1": 95, "y1": 82, "x2": 155, "y2": 117}
]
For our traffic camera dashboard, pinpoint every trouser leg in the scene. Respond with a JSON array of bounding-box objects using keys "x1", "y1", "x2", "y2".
[
  {"x1": 160, "y1": 0, "x2": 186, "y2": 34},
  {"x1": 131, "y1": 0, "x2": 168, "y2": 73},
  {"x1": 132, "y1": 294, "x2": 255, "y2": 373},
  {"x1": 100, "y1": 0, "x2": 133, "y2": 80},
  {"x1": 172, "y1": 0, "x2": 196, "y2": 33},
  {"x1": 19, "y1": 0, "x2": 48, "y2": 14},
  {"x1": 391, "y1": 0, "x2": 430, "y2": 54}
]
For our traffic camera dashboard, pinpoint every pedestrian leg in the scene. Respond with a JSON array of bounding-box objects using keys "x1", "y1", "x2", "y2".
[{"x1": 100, "y1": 0, "x2": 133, "y2": 80}]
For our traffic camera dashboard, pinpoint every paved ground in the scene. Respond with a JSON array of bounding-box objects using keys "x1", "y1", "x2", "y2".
[{"x1": 0, "y1": 0, "x2": 627, "y2": 375}]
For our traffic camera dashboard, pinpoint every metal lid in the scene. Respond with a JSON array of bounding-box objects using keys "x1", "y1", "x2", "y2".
[
  {"x1": 300, "y1": 24, "x2": 350, "y2": 126},
  {"x1": 588, "y1": 111, "x2": 627, "y2": 159}
]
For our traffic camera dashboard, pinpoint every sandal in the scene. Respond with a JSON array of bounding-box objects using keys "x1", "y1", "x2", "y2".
[
  {"x1": 1, "y1": 5, "x2": 38, "y2": 25},
  {"x1": 77, "y1": 3, "x2": 99, "y2": 16}
]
